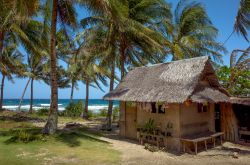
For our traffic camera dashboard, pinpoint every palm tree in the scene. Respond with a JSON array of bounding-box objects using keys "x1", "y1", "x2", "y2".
[
  {"x1": 0, "y1": 42, "x2": 24, "y2": 110},
  {"x1": 18, "y1": 54, "x2": 46, "y2": 112},
  {"x1": 79, "y1": 0, "x2": 170, "y2": 130},
  {"x1": 229, "y1": 46, "x2": 250, "y2": 96},
  {"x1": 0, "y1": 0, "x2": 39, "y2": 57},
  {"x1": 80, "y1": 59, "x2": 108, "y2": 119},
  {"x1": 164, "y1": 0, "x2": 226, "y2": 62},
  {"x1": 234, "y1": 0, "x2": 250, "y2": 41},
  {"x1": 42, "y1": 0, "x2": 77, "y2": 134},
  {"x1": 80, "y1": 0, "x2": 170, "y2": 79},
  {"x1": 67, "y1": 62, "x2": 81, "y2": 103}
]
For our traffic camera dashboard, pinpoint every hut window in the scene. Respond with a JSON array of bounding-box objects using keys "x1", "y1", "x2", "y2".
[
  {"x1": 198, "y1": 103, "x2": 208, "y2": 113},
  {"x1": 151, "y1": 103, "x2": 157, "y2": 113},
  {"x1": 158, "y1": 105, "x2": 165, "y2": 114}
]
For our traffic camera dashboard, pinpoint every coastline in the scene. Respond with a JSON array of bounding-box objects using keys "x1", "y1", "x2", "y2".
[{"x1": 2, "y1": 99, "x2": 119, "y2": 112}]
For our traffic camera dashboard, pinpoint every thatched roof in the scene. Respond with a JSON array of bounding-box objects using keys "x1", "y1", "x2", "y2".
[
  {"x1": 104, "y1": 56, "x2": 229, "y2": 103},
  {"x1": 230, "y1": 97, "x2": 250, "y2": 106}
]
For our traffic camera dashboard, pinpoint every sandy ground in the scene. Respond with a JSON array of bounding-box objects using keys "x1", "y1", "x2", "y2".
[
  {"x1": 32, "y1": 119, "x2": 250, "y2": 165},
  {"x1": 81, "y1": 120, "x2": 250, "y2": 165}
]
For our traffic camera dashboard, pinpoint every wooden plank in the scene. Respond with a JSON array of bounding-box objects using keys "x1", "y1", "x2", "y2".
[
  {"x1": 211, "y1": 132, "x2": 224, "y2": 137},
  {"x1": 239, "y1": 130, "x2": 250, "y2": 136}
]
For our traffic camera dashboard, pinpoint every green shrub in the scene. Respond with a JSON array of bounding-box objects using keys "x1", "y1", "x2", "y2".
[
  {"x1": 143, "y1": 118, "x2": 156, "y2": 134},
  {"x1": 64, "y1": 101, "x2": 84, "y2": 117},
  {"x1": 37, "y1": 108, "x2": 49, "y2": 116},
  {"x1": 7, "y1": 129, "x2": 46, "y2": 143},
  {"x1": 112, "y1": 106, "x2": 119, "y2": 121},
  {"x1": 87, "y1": 110, "x2": 94, "y2": 118},
  {"x1": 99, "y1": 109, "x2": 108, "y2": 117}
]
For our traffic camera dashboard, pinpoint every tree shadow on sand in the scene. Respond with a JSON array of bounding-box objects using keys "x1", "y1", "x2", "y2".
[{"x1": 54, "y1": 127, "x2": 110, "y2": 147}]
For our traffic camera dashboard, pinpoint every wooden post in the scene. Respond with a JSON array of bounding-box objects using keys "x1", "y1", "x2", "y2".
[
  {"x1": 194, "y1": 142, "x2": 197, "y2": 155},
  {"x1": 213, "y1": 138, "x2": 215, "y2": 147},
  {"x1": 220, "y1": 103, "x2": 239, "y2": 142}
]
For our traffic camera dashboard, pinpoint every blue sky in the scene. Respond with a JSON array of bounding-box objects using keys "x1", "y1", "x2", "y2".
[{"x1": 1, "y1": 0, "x2": 249, "y2": 99}]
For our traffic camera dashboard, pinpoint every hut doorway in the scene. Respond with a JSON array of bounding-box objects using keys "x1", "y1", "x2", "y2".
[
  {"x1": 215, "y1": 104, "x2": 221, "y2": 132},
  {"x1": 233, "y1": 104, "x2": 250, "y2": 142},
  {"x1": 125, "y1": 104, "x2": 137, "y2": 139}
]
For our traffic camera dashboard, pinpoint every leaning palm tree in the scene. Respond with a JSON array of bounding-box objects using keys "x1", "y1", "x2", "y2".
[
  {"x1": 0, "y1": 42, "x2": 24, "y2": 110},
  {"x1": 164, "y1": 0, "x2": 226, "y2": 62},
  {"x1": 42, "y1": 0, "x2": 77, "y2": 134},
  {"x1": 234, "y1": 0, "x2": 250, "y2": 41},
  {"x1": 17, "y1": 54, "x2": 46, "y2": 112},
  {"x1": 80, "y1": 0, "x2": 171, "y2": 79}
]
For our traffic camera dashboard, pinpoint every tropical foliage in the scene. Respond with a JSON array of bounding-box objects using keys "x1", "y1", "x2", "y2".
[
  {"x1": 234, "y1": 0, "x2": 250, "y2": 41},
  {"x1": 217, "y1": 46, "x2": 250, "y2": 97},
  {"x1": 164, "y1": 0, "x2": 226, "y2": 62},
  {"x1": 1, "y1": 0, "x2": 250, "y2": 134}
]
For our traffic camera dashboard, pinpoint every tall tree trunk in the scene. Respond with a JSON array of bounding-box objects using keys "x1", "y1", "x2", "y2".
[
  {"x1": 43, "y1": 0, "x2": 58, "y2": 134},
  {"x1": 18, "y1": 78, "x2": 31, "y2": 111},
  {"x1": 0, "y1": 30, "x2": 4, "y2": 54},
  {"x1": 0, "y1": 31, "x2": 5, "y2": 111},
  {"x1": 29, "y1": 78, "x2": 34, "y2": 113},
  {"x1": 83, "y1": 80, "x2": 89, "y2": 119},
  {"x1": 70, "y1": 81, "x2": 74, "y2": 103},
  {"x1": 106, "y1": 61, "x2": 115, "y2": 131},
  {"x1": 0, "y1": 75, "x2": 5, "y2": 110},
  {"x1": 120, "y1": 36, "x2": 126, "y2": 79}
]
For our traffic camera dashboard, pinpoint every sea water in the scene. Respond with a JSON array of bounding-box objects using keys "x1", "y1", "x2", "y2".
[{"x1": 2, "y1": 99, "x2": 119, "y2": 113}]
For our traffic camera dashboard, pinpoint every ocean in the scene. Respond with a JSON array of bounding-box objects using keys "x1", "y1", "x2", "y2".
[{"x1": 2, "y1": 99, "x2": 119, "y2": 113}]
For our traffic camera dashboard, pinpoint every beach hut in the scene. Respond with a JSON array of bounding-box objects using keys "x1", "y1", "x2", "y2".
[{"x1": 104, "y1": 56, "x2": 230, "y2": 153}]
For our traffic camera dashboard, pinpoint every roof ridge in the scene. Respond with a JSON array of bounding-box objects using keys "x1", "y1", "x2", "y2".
[{"x1": 132, "y1": 56, "x2": 210, "y2": 70}]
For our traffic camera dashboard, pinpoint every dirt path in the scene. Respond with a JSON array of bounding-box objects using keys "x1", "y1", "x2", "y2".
[
  {"x1": 100, "y1": 136, "x2": 250, "y2": 165},
  {"x1": 36, "y1": 119, "x2": 250, "y2": 165}
]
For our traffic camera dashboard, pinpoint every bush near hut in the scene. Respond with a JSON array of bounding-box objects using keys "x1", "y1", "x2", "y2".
[
  {"x1": 143, "y1": 118, "x2": 156, "y2": 134},
  {"x1": 64, "y1": 101, "x2": 84, "y2": 117},
  {"x1": 37, "y1": 108, "x2": 49, "y2": 116}
]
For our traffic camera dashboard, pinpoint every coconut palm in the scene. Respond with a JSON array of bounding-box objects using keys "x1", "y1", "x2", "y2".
[
  {"x1": 229, "y1": 46, "x2": 250, "y2": 96},
  {"x1": 18, "y1": 54, "x2": 46, "y2": 113},
  {"x1": 0, "y1": 0, "x2": 40, "y2": 56},
  {"x1": 79, "y1": 0, "x2": 171, "y2": 130},
  {"x1": 67, "y1": 62, "x2": 81, "y2": 103},
  {"x1": 81, "y1": 60, "x2": 108, "y2": 119},
  {"x1": 42, "y1": 0, "x2": 77, "y2": 134},
  {"x1": 234, "y1": 0, "x2": 250, "y2": 41},
  {"x1": 217, "y1": 46, "x2": 250, "y2": 96},
  {"x1": 0, "y1": 41, "x2": 24, "y2": 110},
  {"x1": 164, "y1": 0, "x2": 226, "y2": 62},
  {"x1": 80, "y1": 0, "x2": 171, "y2": 79}
]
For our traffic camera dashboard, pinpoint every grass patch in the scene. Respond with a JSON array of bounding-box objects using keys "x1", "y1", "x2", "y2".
[{"x1": 0, "y1": 115, "x2": 120, "y2": 165}]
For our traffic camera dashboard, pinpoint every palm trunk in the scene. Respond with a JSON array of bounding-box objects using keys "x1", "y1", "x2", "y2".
[
  {"x1": 18, "y1": 78, "x2": 31, "y2": 111},
  {"x1": 120, "y1": 37, "x2": 126, "y2": 79},
  {"x1": 0, "y1": 75, "x2": 5, "y2": 110},
  {"x1": 70, "y1": 81, "x2": 74, "y2": 102},
  {"x1": 0, "y1": 30, "x2": 4, "y2": 54},
  {"x1": 106, "y1": 61, "x2": 115, "y2": 131},
  {"x1": 83, "y1": 80, "x2": 89, "y2": 119},
  {"x1": 0, "y1": 31, "x2": 5, "y2": 111},
  {"x1": 29, "y1": 78, "x2": 34, "y2": 113},
  {"x1": 43, "y1": 0, "x2": 58, "y2": 134}
]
